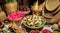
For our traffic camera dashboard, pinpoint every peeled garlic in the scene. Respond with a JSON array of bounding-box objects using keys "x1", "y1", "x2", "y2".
[{"x1": 52, "y1": 24, "x2": 59, "y2": 30}]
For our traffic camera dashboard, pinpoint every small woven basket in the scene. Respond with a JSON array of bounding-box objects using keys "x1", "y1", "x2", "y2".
[{"x1": 0, "y1": 11, "x2": 6, "y2": 22}]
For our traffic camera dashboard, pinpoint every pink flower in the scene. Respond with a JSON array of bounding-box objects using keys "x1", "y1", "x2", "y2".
[{"x1": 8, "y1": 11, "x2": 24, "y2": 20}]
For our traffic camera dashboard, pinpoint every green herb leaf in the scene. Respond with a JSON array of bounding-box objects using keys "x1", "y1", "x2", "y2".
[
  {"x1": 4, "y1": 0, "x2": 17, "y2": 3},
  {"x1": 41, "y1": 20, "x2": 45, "y2": 25}
]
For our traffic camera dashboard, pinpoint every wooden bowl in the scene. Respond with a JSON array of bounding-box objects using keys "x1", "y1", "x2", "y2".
[
  {"x1": 23, "y1": 10, "x2": 30, "y2": 15},
  {"x1": 12, "y1": 17, "x2": 23, "y2": 21}
]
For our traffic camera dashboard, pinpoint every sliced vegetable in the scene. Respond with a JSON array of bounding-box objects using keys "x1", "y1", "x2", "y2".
[
  {"x1": 41, "y1": 20, "x2": 45, "y2": 25},
  {"x1": 35, "y1": 23, "x2": 39, "y2": 27},
  {"x1": 25, "y1": 22, "x2": 31, "y2": 26}
]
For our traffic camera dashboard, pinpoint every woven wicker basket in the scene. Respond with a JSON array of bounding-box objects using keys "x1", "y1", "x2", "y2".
[
  {"x1": 22, "y1": 15, "x2": 46, "y2": 29},
  {"x1": 4, "y1": 2, "x2": 17, "y2": 15},
  {"x1": 0, "y1": 11, "x2": 6, "y2": 22},
  {"x1": 45, "y1": 0, "x2": 60, "y2": 11}
]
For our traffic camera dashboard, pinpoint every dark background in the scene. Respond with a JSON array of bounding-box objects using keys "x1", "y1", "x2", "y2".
[{"x1": 0, "y1": 0, "x2": 45, "y2": 6}]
